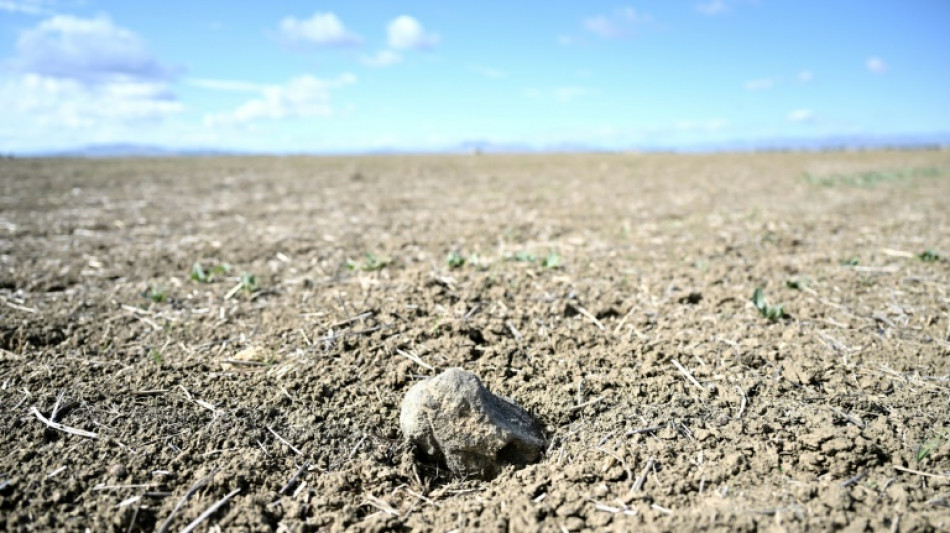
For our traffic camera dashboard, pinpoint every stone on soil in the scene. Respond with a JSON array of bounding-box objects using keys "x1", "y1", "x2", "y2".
[{"x1": 400, "y1": 368, "x2": 544, "y2": 479}]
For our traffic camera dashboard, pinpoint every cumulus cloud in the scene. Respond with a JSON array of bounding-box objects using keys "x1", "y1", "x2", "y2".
[
  {"x1": 387, "y1": 15, "x2": 440, "y2": 50},
  {"x1": 1, "y1": 14, "x2": 182, "y2": 135},
  {"x1": 279, "y1": 12, "x2": 362, "y2": 47},
  {"x1": 787, "y1": 109, "x2": 815, "y2": 123},
  {"x1": 205, "y1": 74, "x2": 356, "y2": 125},
  {"x1": 0, "y1": 0, "x2": 54, "y2": 15},
  {"x1": 0, "y1": 74, "x2": 182, "y2": 129},
  {"x1": 360, "y1": 49, "x2": 402, "y2": 68},
  {"x1": 13, "y1": 14, "x2": 175, "y2": 84},
  {"x1": 866, "y1": 56, "x2": 886, "y2": 74},
  {"x1": 584, "y1": 7, "x2": 654, "y2": 39},
  {"x1": 744, "y1": 78, "x2": 774, "y2": 91}
]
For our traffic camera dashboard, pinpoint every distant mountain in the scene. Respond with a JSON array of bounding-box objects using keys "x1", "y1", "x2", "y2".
[
  {"x1": 12, "y1": 133, "x2": 950, "y2": 158},
  {"x1": 36, "y1": 143, "x2": 235, "y2": 158}
]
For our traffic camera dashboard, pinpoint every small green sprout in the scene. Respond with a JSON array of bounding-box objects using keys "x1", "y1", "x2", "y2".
[
  {"x1": 190, "y1": 262, "x2": 230, "y2": 283},
  {"x1": 752, "y1": 288, "x2": 787, "y2": 322},
  {"x1": 361, "y1": 252, "x2": 390, "y2": 271},
  {"x1": 918, "y1": 249, "x2": 941, "y2": 262},
  {"x1": 240, "y1": 273, "x2": 259, "y2": 294},
  {"x1": 150, "y1": 348, "x2": 163, "y2": 366},
  {"x1": 510, "y1": 251, "x2": 536, "y2": 262},
  {"x1": 917, "y1": 430, "x2": 947, "y2": 462},
  {"x1": 542, "y1": 251, "x2": 562, "y2": 269},
  {"x1": 190, "y1": 262, "x2": 208, "y2": 282},
  {"x1": 346, "y1": 253, "x2": 392, "y2": 272},
  {"x1": 840, "y1": 257, "x2": 860, "y2": 266},
  {"x1": 446, "y1": 251, "x2": 466, "y2": 269},
  {"x1": 144, "y1": 285, "x2": 167, "y2": 303}
]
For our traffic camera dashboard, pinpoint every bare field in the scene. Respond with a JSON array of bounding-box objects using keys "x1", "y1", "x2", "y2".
[{"x1": 1, "y1": 151, "x2": 949, "y2": 531}]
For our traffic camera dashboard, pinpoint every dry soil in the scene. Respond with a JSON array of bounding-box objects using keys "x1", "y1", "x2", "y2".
[{"x1": 1, "y1": 151, "x2": 949, "y2": 531}]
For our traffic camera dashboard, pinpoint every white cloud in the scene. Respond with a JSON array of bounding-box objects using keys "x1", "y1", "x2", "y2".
[
  {"x1": 696, "y1": 0, "x2": 728, "y2": 15},
  {"x1": 0, "y1": 74, "x2": 182, "y2": 129},
  {"x1": 866, "y1": 56, "x2": 886, "y2": 74},
  {"x1": 744, "y1": 78, "x2": 775, "y2": 91},
  {"x1": 797, "y1": 70, "x2": 813, "y2": 82},
  {"x1": 584, "y1": 7, "x2": 654, "y2": 38},
  {"x1": 787, "y1": 109, "x2": 815, "y2": 123},
  {"x1": 13, "y1": 14, "x2": 175, "y2": 84},
  {"x1": 360, "y1": 49, "x2": 402, "y2": 68},
  {"x1": 387, "y1": 15, "x2": 440, "y2": 50},
  {"x1": 0, "y1": 14, "x2": 182, "y2": 142},
  {"x1": 0, "y1": 0, "x2": 54, "y2": 15},
  {"x1": 205, "y1": 74, "x2": 356, "y2": 125},
  {"x1": 279, "y1": 12, "x2": 362, "y2": 47}
]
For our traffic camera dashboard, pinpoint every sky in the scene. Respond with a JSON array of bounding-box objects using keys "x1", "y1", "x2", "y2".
[{"x1": 0, "y1": 0, "x2": 948, "y2": 153}]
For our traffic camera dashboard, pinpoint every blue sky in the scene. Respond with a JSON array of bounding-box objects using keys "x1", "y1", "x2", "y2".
[{"x1": 0, "y1": 0, "x2": 948, "y2": 153}]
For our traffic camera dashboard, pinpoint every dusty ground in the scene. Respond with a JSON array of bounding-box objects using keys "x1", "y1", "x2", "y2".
[{"x1": 1, "y1": 151, "x2": 949, "y2": 532}]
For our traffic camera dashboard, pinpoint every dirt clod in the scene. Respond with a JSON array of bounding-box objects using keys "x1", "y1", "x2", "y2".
[{"x1": 400, "y1": 368, "x2": 544, "y2": 479}]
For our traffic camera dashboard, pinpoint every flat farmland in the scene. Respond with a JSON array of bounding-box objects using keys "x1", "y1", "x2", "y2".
[{"x1": 1, "y1": 151, "x2": 948, "y2": 531}]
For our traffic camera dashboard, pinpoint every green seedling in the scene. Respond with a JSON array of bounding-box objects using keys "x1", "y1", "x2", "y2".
[
  {"x1": 542, "y1": 252, "x2": 562, "y2": 269},
  {"x1": 150, "y1": 348, "x2": 163, "y2": 366},
  {"x1": 347, "y1": 253, "x2": 392, "y2": 272},
  {"x1": 144, "y1": 285, "x2": 167, "y2": 303},
  {"x1": 446, "y1": 251, "x2": 466, "y2": 269},
  {"x1": 917, "y1": 430, "x2": 948, "y2": 462},
  {"x1": 752, "y1": 288, "x2": 787, "y2": 322},
  {"x1": 190, "y1": 262, "x2": 230, "y2": 283},
  {"x1": 509, "y1": 251, "x2": 536, "y2": 262},
  {"x1": 918, "y1": 249, "x2": 941, "y2": 262},
  {"x1": 840, "y1": 257, "x2": 860, "y2": 267},
  {"x1": 361, "y1": 252, "x2": 390, "y2": 271},
  {"x1": 240, "y1": 273, "x2": 259, "y2": 293},
  {"x1": 801, "y1": 166, "x2": 943, "y2": 188}
]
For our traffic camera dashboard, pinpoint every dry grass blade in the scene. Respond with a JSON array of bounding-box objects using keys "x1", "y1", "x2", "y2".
[
  {"x1": 395, "y1": 349, "x2": 435, "y2": 371},
  {"x1": 156, "y1": 467, "x2": 218, "y2": 533},
  {"x1": 671, "y1": 360, "x2": 704, "y2": 391},
  {"x1": 893, "y1": 465, "x2": 950, "y2": 478},
  {"x1": 267, "y1": 426, "x2": 303, "y2": 455},
  {"x1": 364, "y1": 494, "x2": 400, "y2": 516},
  {"x1": 568, "y1": 303, "x2": 605, "y2": 331},
  {"x1": 179, "y1": 488, "x2": 241, "y2": 533},
  {"x1": 631, "y1": 458, "x2": 655, "y2": 492},
  {"x1": 31, "y1": 406, "x2": 98, "y2": 439},
  {"x1": 279, "y1": 461, "x2": 311, "y2": 495}
]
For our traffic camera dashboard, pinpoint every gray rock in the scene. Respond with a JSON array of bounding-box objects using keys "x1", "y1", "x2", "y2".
[{"x1": 400, "y1": 368, "x2": 544, "y2": 479}]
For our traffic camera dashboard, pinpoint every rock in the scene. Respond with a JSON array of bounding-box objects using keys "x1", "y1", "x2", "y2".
[
  {"x1": 400, "y1": 368, "x2": 544, "y2": 479},
  {"x1": 107, "y1": 464, "x2": 128, "y2": 479}
]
